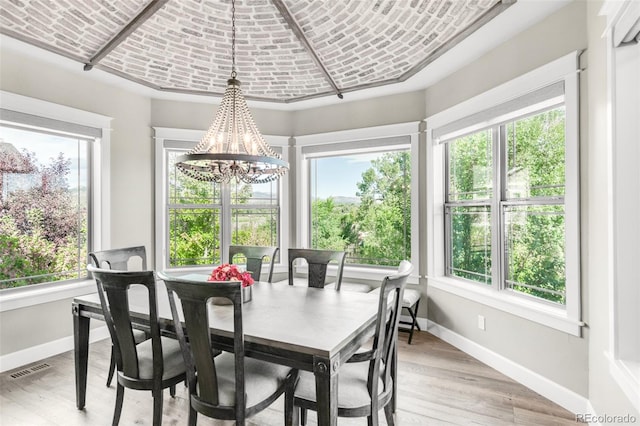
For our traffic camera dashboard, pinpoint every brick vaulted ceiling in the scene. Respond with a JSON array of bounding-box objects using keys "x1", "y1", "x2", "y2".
[{"x1": 0, "y1": 0, "x2": 513, "y2": 103}]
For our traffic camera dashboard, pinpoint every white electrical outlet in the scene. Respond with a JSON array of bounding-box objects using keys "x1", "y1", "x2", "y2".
[{"x1": 478, "y1": 315, "x2": 486, "y2": 330}]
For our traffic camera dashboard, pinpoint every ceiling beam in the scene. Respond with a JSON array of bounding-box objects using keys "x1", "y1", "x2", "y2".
[
  {"x1": 84, "y1": 0, "x2": 169, "y2": 71},
  {"x1": 270, "y1": 0, "x2": 344, "y2": 99}
]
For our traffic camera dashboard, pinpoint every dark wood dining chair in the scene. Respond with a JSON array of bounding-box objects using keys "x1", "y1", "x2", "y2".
[
  {"x1": 286, "y1": 260, "x2": 413, "y2": 426},
  {"x1": 287, "y1": 248, "x2": 346, "y2": 289},
  {"x1": 369, "y1": 286, "x2": 421, "y2": 344},
  {"x1": 158, "y1": 272, "x2": 298, "y2": 426},
  {"x1": 228, "y1": 245, "x2": 279, "y2": 283},
  {"x1": 87, "y1": 265, "x2": 186, "y2": 426},
  {"x1": 89, "y1": 246, "x2": 149, "y2": 387}
]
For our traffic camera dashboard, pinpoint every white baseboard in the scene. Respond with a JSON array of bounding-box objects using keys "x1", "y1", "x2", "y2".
[
  {"x1": 0, "y1": 326, "x2": 109, "y2": 373},
  {"x1": 426, "y1": 320, "x2": 590, "y2": 416}
]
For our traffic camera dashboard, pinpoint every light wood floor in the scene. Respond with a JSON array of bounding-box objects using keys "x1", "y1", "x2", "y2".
[{"x1": 0, "y1": 331, "x2": 578, "y2": 425}]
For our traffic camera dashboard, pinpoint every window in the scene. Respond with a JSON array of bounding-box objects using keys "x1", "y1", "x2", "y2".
[
  {"x1": 446, "y1": 107, "x2": 567, "y2": 304},
  {"x1": 427, "y1": 52, "x2": 581, "y2": 334},
  {"x1": 296, "y1": 122, "x2": 420, "y2": 274},
  {"x1": 155, "y1": 129, "x2": 287, "y2": 270},
  {"x1": 167, "y1": 148, "x2": 222, "y2": 267},
  {"x1": 310, "y1": 150, "x2": 411, "y2": 267},
  {"x1": 0, "y1": 126, "x2": 90, "y2": 288},
  {"x1": 0, "y1": 102, "x2": 105, "y2": 291}
]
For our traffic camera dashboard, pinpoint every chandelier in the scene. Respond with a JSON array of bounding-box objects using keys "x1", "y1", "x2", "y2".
[{"x1": 176, "y1": 0, "x2": 289, "y2": 184}]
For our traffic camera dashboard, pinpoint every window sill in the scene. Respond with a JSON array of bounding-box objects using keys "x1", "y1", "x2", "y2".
[
  {"x1": 0, "y1": 279, "x2": 97, "y2": 313},
  {"x1": 298, "y1": 264, "x2": 420, "y2": 285},
  {"x1": 427, "y1": 276, "x2": 584, "y2": 336},
  {"x1": 162, "y1": 263, "x2": 420, "y2": 285}
]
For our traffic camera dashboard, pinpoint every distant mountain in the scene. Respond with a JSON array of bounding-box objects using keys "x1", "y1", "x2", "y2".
[
  {"x1": 312, "y1": 196, "x2": 360, "y2": 205},
  {"x1": 249, "y1": 191, "x2": 360, "y2": 205}
]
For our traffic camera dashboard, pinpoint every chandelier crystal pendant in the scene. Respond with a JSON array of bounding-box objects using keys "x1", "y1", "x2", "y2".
[{"x1": 176, "y1": 0, "x2": 289, "y2": 184}]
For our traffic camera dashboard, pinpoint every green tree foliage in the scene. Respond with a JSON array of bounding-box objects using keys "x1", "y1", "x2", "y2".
[
  {"x1": 449, "y1": 108, "x2": 566, "y2": 304},
  {"x1": 167, "y1": 159, "x2": 279, "y2": 266},
  {"x1": 354, "y1": 152, "x2": 411, "y2": 265},
  {"x1": 0, "y1": 151, "x2": 86, "y2": 288},
  {"x1": 169, "y1": 208, "x2": 221, "y2": 266},
  {"x1": 168, "y1": 168, "x2": 220, "y2": 265},
  {"x1": 448, "y1": 130, "x2": 492, "y2": 283},
  {"x1": 311, "y1": 197, "x2": 355, "y2": 252},
  {"x1": 505, "y1": 109, "x2": 566, "y2": 303},
  {"x1": 312, "y1": 152, "x2": 411, "y2": 267}
]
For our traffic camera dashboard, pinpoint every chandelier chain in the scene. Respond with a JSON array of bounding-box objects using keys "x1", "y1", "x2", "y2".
[{"x1": 231, "y1": 0, "x2": 236, "y2": 78}]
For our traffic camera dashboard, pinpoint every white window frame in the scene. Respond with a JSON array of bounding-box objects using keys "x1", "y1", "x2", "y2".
[
  {"x1": 295, "y1": 122, "x2": 421, "y2": 283},
  {"x1": 154, "y1": 127, "x2": 290, "y2": 273},
  {"x1": 0, "y1": 91, "x2": 112, "y2": 312},
  {"x1": 601, "y1": 0, "x2": 640, "y2": 407},
  {"x1": 426, "y1": 52, "x2": 583, "y2": 335}
]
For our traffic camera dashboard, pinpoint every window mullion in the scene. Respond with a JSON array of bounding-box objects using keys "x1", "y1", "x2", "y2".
[
  {"x1": 492, "y1": 125, "x2": 505, "y2": 291},
  {"x1": 221, "y1": 183, "x2": 231, "y2": 263}
]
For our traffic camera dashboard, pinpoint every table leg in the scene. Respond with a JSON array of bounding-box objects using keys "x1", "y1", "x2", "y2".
[
  {"x1": 313, "y1": 356, "x2": 338, "y2": 426},
  {"x1": 72, "y1": 303, "x2": 90, "y2": 409}
]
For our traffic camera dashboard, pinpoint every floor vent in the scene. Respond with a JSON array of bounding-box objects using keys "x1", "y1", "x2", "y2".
[{"x1": 10, "y1": 363, "x2": 51, "y2": 379}]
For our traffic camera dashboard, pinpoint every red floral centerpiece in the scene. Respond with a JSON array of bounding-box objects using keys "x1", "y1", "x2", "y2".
[{"x1": 208, "y1": 263, "x2": 254, "y2": 288}]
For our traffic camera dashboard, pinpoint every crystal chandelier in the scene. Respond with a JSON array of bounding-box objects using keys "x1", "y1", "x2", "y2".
[{"x1": 176, "y1": 0, "x2": 288, "y2": 184}]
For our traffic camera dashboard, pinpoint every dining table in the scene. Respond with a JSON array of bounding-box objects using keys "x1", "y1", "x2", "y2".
[{"x1": 72, "y1": 274, "x2": 381, "y2": 426}]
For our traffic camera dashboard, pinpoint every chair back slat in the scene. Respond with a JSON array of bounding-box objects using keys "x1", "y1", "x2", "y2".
[
  {"x1": 288, "y1": 248, "x2": 346, "y2": 289},
  {"x1": 88, "y1": 266, "x2": 162, "y2": 381},
  {"x1": 89, "y1": 246, "x2": 147, "y2": 271},
  {"x1": 229, "y1": 245, "x2": 279, "y2": 283},
  {"x1": 159, "y1": 274, "x2": 246, "y2": 415},
  {"x1": 371, "y1": 260, "x2": 413, "y2": 394}
]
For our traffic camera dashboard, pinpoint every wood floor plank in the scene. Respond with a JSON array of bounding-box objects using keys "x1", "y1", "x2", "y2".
[{"x1": 0, "y1": 331, "x2": 578, "y2": 425}]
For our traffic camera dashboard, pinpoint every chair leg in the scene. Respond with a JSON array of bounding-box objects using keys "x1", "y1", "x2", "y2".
[
  {"x1": 407, "y1": 299, "x2": 420, "y2": 344},
  {"x1": 300, "y1": 407, "x2": 307, "y2": 426},
  {"x1": 188, "y1": 395, "x2": 197, "y2": 426},
  {"x1": 106, "y1": 346, "x2": 116, "y2": 387},
  {"x1": 152, "y1": 389, "x2": 163, "y2": 426},
  {"x1": 284, "y1": 371, "x2": 299, "y2": 426},
  {"x1": 384, "y1": 403, "x2": 395, "y2": 426},
  {"x1": 367, "y1": 411, "x2": 377, "y2": 426},
  {"x1": 112, "y1": 383, "x2": 125, "y2": 426},
  {"x1": 170, "y1": 384, "x2": 176, "y2": 397},
  {"x1": 392, "y1": 346, "x2": 398, "y2": 414}
]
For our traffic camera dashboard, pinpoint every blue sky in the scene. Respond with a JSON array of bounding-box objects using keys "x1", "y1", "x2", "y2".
[
  {"x1": 311, "y1": 153, "x2": 381, "y2": 199},
  {"x1": 0, "y1": 126, "x2": 87, "y2": 190}
]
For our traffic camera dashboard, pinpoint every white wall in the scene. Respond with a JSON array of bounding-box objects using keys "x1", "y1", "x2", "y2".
[
  {"x1": 292, "y1": 90, "x2": 426, "y2": 136},
  {"x1": 422, "y1": 0, "x2": 589, "y2": 399},
  {"x1": 0, "y1": 44, "x2": 153, "y2": 356},
  {"x1": 150, "y1": 98, "x2": 293, "y2": 137}
]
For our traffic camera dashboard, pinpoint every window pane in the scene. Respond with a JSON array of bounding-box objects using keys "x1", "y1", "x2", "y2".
[
  {"x1": 447, "y1": 205, "x2": 491, "y2": 284},
  {"x1": 168, "y1": 150, "x2": 220, "y2": 204},
  {"x1": 230, "y1": 179, "x2": 280, "y2": 262},
  {"x1": 504, "y1": 204, "x2": 565, "y2": 304},
  {"x1": 310, "y1": 150, "x2": 411, "y2": 267},
  {"x1": 230, "y1": 180, "x2": 278, "y2": 205},
  {"x1": 448, "y1": 129, "x2": 492, "y2": 201},
  {"x1": 166, "y1": 148, "x2": 281, "y2": 269},
  {"x1": 0, "y1": 126, "x2": 89, "y2": 289},
  {"x1": 231, "y1": 208, "x2": 278, "y2": 246},
  {"x1": 169, "y1": 208, "x2": 220, "y2": 267},
  {"x1": 506, "y1": 107, "x2": 565, "y2": 199}
]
